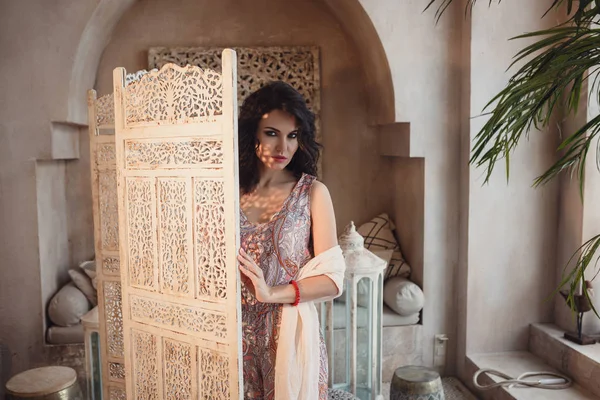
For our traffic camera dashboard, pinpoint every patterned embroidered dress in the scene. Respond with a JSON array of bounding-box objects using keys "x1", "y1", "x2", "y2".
[{"x1": 240, "y1": 173, "x2": 328, "y2": 400}]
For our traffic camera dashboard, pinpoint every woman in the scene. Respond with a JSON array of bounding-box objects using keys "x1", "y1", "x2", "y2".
[{"x1": 237, "y1": 81, "x2": 345, "y2": 399}]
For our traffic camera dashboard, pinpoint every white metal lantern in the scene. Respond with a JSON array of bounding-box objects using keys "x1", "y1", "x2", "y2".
[{"x1": 322, "y1": 222, "x2": 386, "y2": 400}]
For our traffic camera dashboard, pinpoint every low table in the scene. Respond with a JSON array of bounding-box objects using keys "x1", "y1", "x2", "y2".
[
  {"x1": 6, "y1": 366, "x2": 83, "y2": 400},
  {"x1": 390, "y1": 366, "x2": 445, "y2": 400}
]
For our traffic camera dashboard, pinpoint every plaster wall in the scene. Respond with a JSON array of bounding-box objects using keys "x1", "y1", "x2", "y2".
[
  {"x1": 94, "y1": 0, "x2": 393, "y2": 234},
  {"x1": 358, "y1": 0, "x2": 462, "y2": 374},
  {"x1": 465, "y1": 1, "x2": 561, "y2": 356},
  {"x1": 66, "y1": 131, "x2": 95, "y2": 268},
  {"x1": 36, "y1": 161, "x2": 70, "y2": 335},
  {"x1": 0, "y1": 0, "x2": 98, "y2": 375}
]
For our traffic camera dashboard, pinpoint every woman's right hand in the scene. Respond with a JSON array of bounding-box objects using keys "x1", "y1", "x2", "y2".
[{"x1": 238, "y1": 248, "x2": 273, "y2": 303}]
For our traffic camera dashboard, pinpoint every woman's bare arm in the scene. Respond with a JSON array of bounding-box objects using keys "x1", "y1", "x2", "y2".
[
  {"x1": 265, "y1": 181, "x2": 339, "y2": 303},
  {"x1": 238, "y1": 180, "x2": 341, "y2": 304}
]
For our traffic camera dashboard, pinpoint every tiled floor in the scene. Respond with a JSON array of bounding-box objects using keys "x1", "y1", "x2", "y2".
[{"x1": 382, "y1": 377, "x2": 479, "y2": 400}]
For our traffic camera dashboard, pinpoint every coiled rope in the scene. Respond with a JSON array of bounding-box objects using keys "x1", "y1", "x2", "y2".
[{"x1": 473, "y1": 369, "x2": 572, "y2": 390}]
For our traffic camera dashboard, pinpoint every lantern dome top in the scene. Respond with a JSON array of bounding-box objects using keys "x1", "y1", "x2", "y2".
[
  {"x1": 339, "y1": 221, "x2": 364, "y2": 251},
  {"x1": 339, "y1": 221, "x2": 386, "y2": 275}
]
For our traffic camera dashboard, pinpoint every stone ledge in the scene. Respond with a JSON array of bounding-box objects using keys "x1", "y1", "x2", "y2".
[
  {"x1": 529, "y1": 323, "x2": 600, "y2": 397},
  {"x1": 467, "y1": 351, "x2": 595, "y2": 400}
]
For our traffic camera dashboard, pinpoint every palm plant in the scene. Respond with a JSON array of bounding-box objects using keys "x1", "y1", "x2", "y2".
[{"x1": 425, "y1": 0, "x2": 600, "y2": 318}]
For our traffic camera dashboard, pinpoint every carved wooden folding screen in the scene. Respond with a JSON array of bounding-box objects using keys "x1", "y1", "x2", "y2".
[
  {"x1": 88, "y1": 90, "x2": 126, "y2": 400},
  {"x1": 89, "y1": 71, "x2": 165, "y2": 400},
  {"x1": 113, "y1": 50, "x2": 242, "y2": 398}
]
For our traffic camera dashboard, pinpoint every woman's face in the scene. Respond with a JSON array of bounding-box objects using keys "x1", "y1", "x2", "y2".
[{"x1": 255, "y1": 109, "x2": 299, "y2": 171}]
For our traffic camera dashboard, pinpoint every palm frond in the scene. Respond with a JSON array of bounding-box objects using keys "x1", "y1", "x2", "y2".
[
  {"x1": 533, "y1": 114, "x2": 600, "y2": 198},
  {"x1": 424, "y1": 0, "x2": 598, "y2": 27},
  {"x1": 424, "y1": 0, "x2": 481, "y2": 22},
  {"x1": 549, "y1": 235, "x2": 600, "y2": 318},
  {"x1": 469, "y1": 27, "x2": 600, "y2": 186}
]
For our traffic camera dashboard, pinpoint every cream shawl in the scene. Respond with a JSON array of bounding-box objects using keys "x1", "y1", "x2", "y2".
[{"x1": 274, "y1": 245, "x2": 346, "y2": 399}]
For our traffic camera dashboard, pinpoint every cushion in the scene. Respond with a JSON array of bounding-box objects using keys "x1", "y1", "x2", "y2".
[
  {"x1": 68, "y1": 268, "x2": 97, "y2": 306},
  {"x1": 46, "y1": 324, "x2": 85, "y2": 344},
  {"x1": 79, "y1": 260, "x2": 96, "y2": 280},
  {"x1": 383, "y1": 276, "x2": 424, "y2": 316},
  {"x1": 332, "y1": 300, "x2": 419, "y2": 328},
  {"x1": 356, "y1": 214, "x2": 411, "y2": 279},
  {"x1": 373, "y1": 249, "x2": 394, "y2": 268},
  {"x1": 48, "y1": 283, "x2": 92, "y2": 327}
]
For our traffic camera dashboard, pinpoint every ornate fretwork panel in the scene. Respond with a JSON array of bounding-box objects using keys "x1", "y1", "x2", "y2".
[
  {"x1": 126, "y1": 177, "x2": 157, "y2": 290},
  {"x1": 199, "y1": 348, "x2": 231, "y2": 399},
  {"x1": 108, "y1": 386, "x2": 126, "y2": 400},
  {"x1": 96, "y1": 94, "x2": 115, "y2": 127},
  {"x1": 95, "y1": 71, "x2": 155, "y2": 128},
  {"x1": 158, "y1": 178, "x2": 192, "y2": 296},
  {"x1": 125, "y1": 65, "x2": 223, "y2": 126},
  {"x1": 163, "y1": 338, "x2": 193, "y2": 400},
  {"x1": 195, "y1": 178, "x2": 227, "y2": 300},
  {"x1": 125, "y1": 138, "x2": 223, "y2": 169},
  {"x1": 103, "y1": 281, "x2": 124, "y2": 358},
  {"x1": 109, "y1": 362, "x2": 125, "y2": 381},
  {"x1": 102, "y1": 256, "x2": 120, "y2": 275},
  {"x1": 130, "y1": 295, "x2": 227, "y2": 339},
  {"x1": 99, "y1": 170, "x2": 119, "y2": 253},
  {"x1": 114, "y1": 53, "x2": 242, "y2": 398},
  {"x1": 131, "y1": 330, "x2": 159, "y2": 399},
  {"x1": 88, "y1": 90, "x2": 127, "y2": 397},
  {"x1": 97, "y1": 143, "x2": 117, "y2": 165}
]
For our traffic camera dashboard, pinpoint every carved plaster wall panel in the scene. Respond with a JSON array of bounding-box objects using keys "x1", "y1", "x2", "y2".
[
  {"x1": 148, "y1": 46, "x2": 322, "y2": 145},
  {"x1": 113, "y1": 53, "x2": 242, "y2": 398}
]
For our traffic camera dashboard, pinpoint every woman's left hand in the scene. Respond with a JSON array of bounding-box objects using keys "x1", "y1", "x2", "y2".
[{"x1": 238, "y1": 248, "x2": 273, "y2": 303}]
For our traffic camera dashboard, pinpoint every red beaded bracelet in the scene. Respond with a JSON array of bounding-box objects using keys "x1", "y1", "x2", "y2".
[{"x1": 290, "y1": 280, "x2": 300, "y2": 306}]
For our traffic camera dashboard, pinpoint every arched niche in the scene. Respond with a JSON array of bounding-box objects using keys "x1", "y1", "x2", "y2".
[
  {"x1": 66, "y1": 0, "x2": 395, "y2": 127},
  {"x1": 73, "y1": 0, "x2": 399, "y2": 230},
  {"x1": 58, "y1": 0, "x2": 424, "y2": 384},
  {"x1": 63, "y1": 0, "x2": 423, "y2": 294}
]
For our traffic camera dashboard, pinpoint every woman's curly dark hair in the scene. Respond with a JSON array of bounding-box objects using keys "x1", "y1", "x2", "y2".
[{"x1": 238, "y1": 81, "x2": 321, "y2": 194}]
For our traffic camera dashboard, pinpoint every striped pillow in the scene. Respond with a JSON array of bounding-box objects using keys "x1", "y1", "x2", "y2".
[{"x1": 357, "y1": 213, "x2": 411, "y2": 279}]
